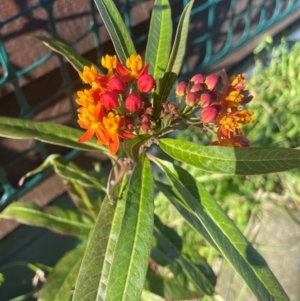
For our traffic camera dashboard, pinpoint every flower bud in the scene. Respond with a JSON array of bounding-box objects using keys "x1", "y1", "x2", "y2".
[
  {"x1": 205, "y1": 74, "x2": 219, "y2": 90},
  {"x1": 190, "y1": 74, "x2": 204, "y2": 84},
  {"x1": 108, "y1": 76, "x2": 126, "y2": 94},
  {"x1": 185, "y1": 92, "x2": 197, "y2": 106},
  {"x1": 201, "y1": 106, "x2": 218, "y2": 123},
  {"x1": 141, "y1": 114, "x2": 150, "y2": 123},
  {"x1": 176, "y1": 81, "x2": 187, "y2": 97},
  {"x1": 126, "y1": 123, "x2": 135, "y2": 131},
  {"x1": 137, "y1": 74, "x2": 155, "y2": 93},
  {"x1": 99, "y1": 91, "x2": 119, "y2": 110},
  {"x1": 199, "y1": 92, "x2": 212, "y2": 107},
  {"x1": 190, "y1": 83, "x2": 202, "y2": 93},
  {"x1": 125, "y1": 93, "x2": 142, "y2": 112},
  {"x1": 141, "y1": 122, "x2": 151, "y2": 133},
  {"x1": 145, "y1": 106, "x2": 154, "y2": 115}
]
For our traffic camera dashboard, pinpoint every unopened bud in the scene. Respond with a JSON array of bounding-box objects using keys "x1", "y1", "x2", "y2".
[
  {"x1": 176, "y1": 81, "x2": 187, "y2": 97},
  {"x1": 99, "y1": 91, "x2": 119, "y2": 110},
  {"x1": 201, "y1": 106, "x2": 218, "y2": 123},
  {"x1": 145, "y1": 106, "x2": 154, "y2": 115},
  {"x1": 141, "y1": 122, "x2": 151, "y2": 133},
  {"x1": 107, "y1": 76, "x2": 126, "y2": 94},
  {"x1": 205, "y1": 75, "x2": 219, "y2": 90},
  {"x1": 190, "y1": 74, "x2": 204, "y2": 84},
  {"x1": 190, "y1": 83, "x2": 202, "y2": 93},
  {"x1": 137, "y1": 74, "x2": 155, "y2": 93},
  {"x1": 185, "y1": 92, "x2": 197, "y2": 106},
  {"x1": 199, "y1": 93, "x2": 212, "y2": 107},
  {"x1": 125, "y1": 93, "x2": 142, "y2": 112}
]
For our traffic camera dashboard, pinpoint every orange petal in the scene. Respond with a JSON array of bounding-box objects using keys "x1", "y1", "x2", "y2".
[
  {"x1": 95, "y1": 127, "x2": 109, "y2": 145},
  {"x1": 108, "y1": 133, "x2": 120, "y2": 155},
  {"x1": 78, "y1": 128, "x2": 94, "y2": 143}
]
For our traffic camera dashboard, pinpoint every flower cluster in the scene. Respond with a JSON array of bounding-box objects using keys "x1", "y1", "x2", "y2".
[
  {"x1": 176, "y1": 70, "x2": 254, "y2": 147},
  {"x1": 76, "y1": 54, "x2": 156, "y2": 155},
  {"x1": 76, "y1": 53, "x2": 254, "y2": 155}
]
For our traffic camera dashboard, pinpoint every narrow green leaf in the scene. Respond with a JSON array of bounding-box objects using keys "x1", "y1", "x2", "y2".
[
  {"x1": 160, "y1": 138, "x2": 300, "y2": 175},
  {"x1": 0, "y1": 203, "x2": 92, "y2": 238},
  {"x1": 145, "y1": 0, "x2": 172, "y2": 79},
  {"x1": 37, "y1": 36, "x2": 97, "y2": 73},
  {"x1": 38, "y1": 246, "x2": 85, "y2": 301},
  {"x1": 153, "y1": 220, "x2": 215, "y2": 296},
  {"x1": 103, "y1": 154, "x2": 154, "y2": 301},
  {"x1": 0, "y1": 117, "x2": 112, "y2": 156},
  {"x1": 123, "y1": 135, "x2": 152, "y2": 163},
  {"x1": 154, "y1": 159, "x2": 289, "y2": 301},
  {"x1": 158, "y1": 0, "x2": 194, "y2": 104},
  {"x1": 72, "y1": 175, "x2": 127, "y2": 301},
  {"x1": 94, "y1": 0, "x2": 136, "y2": 64},
  {"x1": 20, "y1": 154, "x2": 106, "y2": 192},
  {"x1": 73, "y1": 154, "x2": 154, "y2": 301}
]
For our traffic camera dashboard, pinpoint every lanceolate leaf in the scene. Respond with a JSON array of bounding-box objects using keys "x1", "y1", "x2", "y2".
[
  {"x1": 73, "y1": 154, "x2": 154, "y2": 301},
  {"x1": 0, "y1": 203, "x2": 92, "y2": 238},
  {"x1": 38, "y1": 36, "x2": 97, "y2": 73},
  {"x1": 72, "y1": 176, "x2": 127, "y2": 301},
  {"x1": 160, "y1": 138, "x2": 300, "y2": 175},
  {"x1": 94, "y1": 0, "x2": 136, "y2": 64},
  {"x1": 145, "y1": 0, "x2": 172, "y2": 79},
  {"x1": 154, "y1": 159, "x2": 289, "y2": 301},
  {"x1": 123, "y1": 134, "x2": 152, "y2": 163},
  {"x1": 38, "y1": 246, "x2": 85, "y2": 301},
  {"x1": 102, "y1": 154, "x2": 154, "y2": 301},
  {"x1": 20, "y1": 154, "x2": 106, "y2": 192},
  {"x1": 0, "y1": 117, "x2": 111, "y2": 156},
  {"x1": 153, "y1": 221, "x2": 215, "y2": 296},
  {"x1": 158, "y1": 0, "x2": 194, "y2": 104}
]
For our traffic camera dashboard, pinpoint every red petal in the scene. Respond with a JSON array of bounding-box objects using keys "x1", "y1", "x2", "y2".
[
  {"x1": 116, "y1": 60, "x2": 130, "y2": 76},
  {"x1": 138, "y1": 64, "x2": 149, "y2": 78},
  {"x1": 118, "y1": 129, "x2": 136, "y2": 139}
]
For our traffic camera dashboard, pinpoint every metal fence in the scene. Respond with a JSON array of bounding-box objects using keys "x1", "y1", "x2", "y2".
[{"x1": 1, "y1": 0, "x2": 300, "y2": 208}]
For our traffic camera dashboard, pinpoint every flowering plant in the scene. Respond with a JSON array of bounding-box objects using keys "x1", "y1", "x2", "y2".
[{"x1": 0, "y1": 0, "x2": 298, "y2": 300}]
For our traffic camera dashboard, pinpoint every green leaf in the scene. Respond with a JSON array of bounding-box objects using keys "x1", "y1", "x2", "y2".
[
  {"x1": 145, "y1": 0, "x2": 172, "y2": 79},
  {"x1": 0, "y1": 203, "x2": 92, "y2": 238},
  {"x1": 154, "y1": 159, "x2": 289, "y2": 301},
  {"x1": 123, "y1": 135, "x2": 152, "y2": 163},
  {"x1": 160, "y1": 138, "x2": 300, "y2": 175},
  {"x1": 73, "y1": 154, "x2": 154, "y2": 301},
  {"x1": 38, "y1": 246, "x2": 85, "y2": 301},
  {"x1": 72, "y1": 175, "x2": 127, "y2": 301},
  {"x1": 102, "y1": 154, "x2": 154, "y2": 300},
  {"x1": 0, "y1": 117, "x2": 112, "y2": 156},
  {"x1": 37, "y1": 36, "x2": 97, "y2": 73},
  {"x1": 20, "y1": 154, "x2": 106, "y2": 192},
  {"x1": 94, "y1": 0, "x2": 136, "y2": 64},
  {"x1": 153, "y1": 217, "x2": 215, "y2": 296},
  {"x1": 158, "y1": 0, "x2": 194, "y2": 104}
]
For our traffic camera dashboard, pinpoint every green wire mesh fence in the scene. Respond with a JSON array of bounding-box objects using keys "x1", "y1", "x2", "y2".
[{"x1": 1, "y1": 0, "x2": 300, "y2": 208}]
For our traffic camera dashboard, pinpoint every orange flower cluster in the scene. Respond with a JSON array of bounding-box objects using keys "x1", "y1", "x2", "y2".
[
  {"x1": 176, "y1": 70, "x2": 254, "y2": 147},
  {"x1": 76, "y1": 55, "x2": 155, "y2": 155}
]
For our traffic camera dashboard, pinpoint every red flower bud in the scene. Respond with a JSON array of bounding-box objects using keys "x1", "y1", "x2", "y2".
[
  {"x1": 190, "y1": 74, "x2": 204, "y2": 84},
  {"x1": 190, "y1": 83, "x2": 202, "y2": 93},
  {"x1": 108, "y1": 76, "x2": 126, "y2": 94},
  {"x1": 99, "y1": 91, "x2": 119, "y2": 110},
  {"x1": 145, "y1": 106, "x2": 154, "y2": 115},
  {"x1": 201, "y1": 106, "x2": 218, "y2": 123},
  {"x1": 199, "y1": 93, "x2": 212, "y2": 107},
  {"x1": 176, "y1": 81, "x2": 187, "y2": 97},
  {"x1": 141, "y1": 122, "x2": 151, "y2": 133},
  {"x1": 125, "y1": 93, "x2": 142, "y2": 112},
  {"x1": 137, "y1": 74, "x2": 155, "y2": 93},
  {"x1": 126, "y1": 123, "x2": 135, "y2": 131},
  {"x1": 205, "y1": 75, "x2": 219, "y2": 90},
  {"x1": 185, "y1": 92, "x2": 197, "y2": 106},
  {"x1": 141, "y1": 114, "x2": 150, "y2": 123}
]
